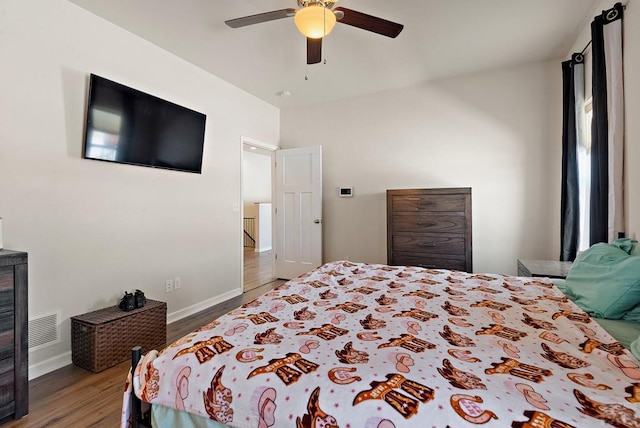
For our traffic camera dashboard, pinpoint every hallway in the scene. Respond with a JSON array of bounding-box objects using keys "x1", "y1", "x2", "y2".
[{"x1": 243, "y1": 248, "x2": 274, "y2": 292}]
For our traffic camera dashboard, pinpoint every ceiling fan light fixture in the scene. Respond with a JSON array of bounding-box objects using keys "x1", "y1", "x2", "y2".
[{"x1": 294, "y1": 4, "x2": 336, "y2": 39}]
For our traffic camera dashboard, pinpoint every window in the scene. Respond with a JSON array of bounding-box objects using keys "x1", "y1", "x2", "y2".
[{"x1": 577, "y1": 98, "x2": 592, "y2": 251}]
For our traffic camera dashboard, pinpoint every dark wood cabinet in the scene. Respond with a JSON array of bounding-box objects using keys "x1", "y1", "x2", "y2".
[
  {"x1": 0, "y1": 250, "x2": 27, "y2": 421},
  {"x1": 387, "y1": 188, "x2": 472, "y2": 272}
]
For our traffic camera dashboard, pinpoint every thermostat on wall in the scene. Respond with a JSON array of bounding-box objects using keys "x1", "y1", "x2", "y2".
[{"x1": 338, "y1": 187, "x2": 354, "y2": 198}]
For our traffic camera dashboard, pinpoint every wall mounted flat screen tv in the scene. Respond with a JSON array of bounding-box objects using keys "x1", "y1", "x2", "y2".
[{"x1": 83, "y1": 74, "x2": 206, "y2": 174}]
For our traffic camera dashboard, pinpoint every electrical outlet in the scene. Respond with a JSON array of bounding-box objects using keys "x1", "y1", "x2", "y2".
[
  {"x1": 165, "y1": 279, "x2": 174, "y2": 293},
  {"x1": 174, "y1": 277, "x2": 182, "y2": 290}
]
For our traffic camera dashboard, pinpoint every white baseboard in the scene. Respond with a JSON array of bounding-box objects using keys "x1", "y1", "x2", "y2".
[
  {"x1": 254, "y1": 246, "x2": 272, "y2": 253},
  {"x1": 167, "y1": 287, "x2": 243, "y2": 324},
  {"x1": 28, "y1": 287, "x2": 244, "y2": 380},
  {"x1": 29, "y1": 351, "x2": 72, "y2": 380}
]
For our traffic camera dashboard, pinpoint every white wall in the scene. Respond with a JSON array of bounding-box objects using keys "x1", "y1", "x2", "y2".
[
  {"x1": 242, "y1": 150, "x2": 272, "y2": 204},
  {"x1": 281, "y1": 60, "x2": 562, "y2": 275},
  {"x1": 242, "y1": 149, "x2": 272, "y2": 252},
  {"x1": 625, "y1": 3, "x2": 640, "y2": 238},
  {"x1": 256, "y1": 203, "x2": 272, "y2": 252},
  {"x1": 619, "y1": 1, "x2": 640, "y2": 239},
  {"x1": 0, "y1": 0, "x2": 279, "y2": 377}
]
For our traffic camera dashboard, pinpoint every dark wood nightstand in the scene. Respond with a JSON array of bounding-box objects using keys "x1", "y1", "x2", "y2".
[
  {"x1": 517, "y1": 259, "x2": 573, "y2": 279},
  {"x1": 0, "y1": 249, "x2": 28, "y2": 420}
]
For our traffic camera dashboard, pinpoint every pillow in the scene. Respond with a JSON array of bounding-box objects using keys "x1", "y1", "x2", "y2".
[
  {"x1": 564, "y1": 243, "x2": 640, "y2": 319},
  {"x1": 612, "y1": 238, "x2": 638, "y2": 254},
  {"x1": 621, "y1": 241, "x2": 640, "y2": 321}
]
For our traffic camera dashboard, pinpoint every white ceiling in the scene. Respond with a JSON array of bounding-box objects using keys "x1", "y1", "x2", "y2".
[{"x1": 69, "y1": 0, "x2": 600, "y2": 108}]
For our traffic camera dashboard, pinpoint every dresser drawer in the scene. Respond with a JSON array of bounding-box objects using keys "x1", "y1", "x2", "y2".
[
  {"x1": 0, "y1": 357, "x2": 14, "y2": 411},
  {"x1": 390, "y1": 194, "x2": 466, "y2": 212},
  {"x1": 391, "y1": 253, "x2": 467, "y2": 271},
  {"x1": 392, "y1": 212, "x2": 466, "y2": 233},
  {"x1": 0, "y1": 290, "x2": 14, "y2": 317},
  {"x1": 0, "y1": 320, "x2": 14, "y2": 361},
  {"x1": 0, "y1": 268, "x2": 14, "y2": 312},
  {"x1": 392, "y1": 233, "x2": 465, "y2": 255},
  {"x1": 0, "y1": 267, "x2": 13, "y2": 288}
]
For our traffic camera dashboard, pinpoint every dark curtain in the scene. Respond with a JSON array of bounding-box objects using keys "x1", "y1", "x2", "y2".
[
  {"x1": 589, "y1": 9, "x2": 609, "y2": 245},
  {"x1": 590, "y1": 2, "x2": 625, "y2": 245},
  {"x1": 560, "y1": 55, "x2": 582, "y2": 261}
]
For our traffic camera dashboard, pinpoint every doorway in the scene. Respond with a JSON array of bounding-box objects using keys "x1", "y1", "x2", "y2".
[{"x1": 241, "y1": 138, "x2": 275, "y2": 292}]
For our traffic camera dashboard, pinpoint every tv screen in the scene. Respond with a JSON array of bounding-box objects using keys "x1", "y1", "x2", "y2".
[{"x1": 83, "y1": 74, "x2": 206, "y2": 174}]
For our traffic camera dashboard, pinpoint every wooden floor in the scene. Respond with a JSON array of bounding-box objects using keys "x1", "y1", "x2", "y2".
[
  {"x1": 4, "y1": 279, "x2": 284, "y2": 428},
  {"x1": 243, "y1": 248, "x2": 274, "y2": 292}
]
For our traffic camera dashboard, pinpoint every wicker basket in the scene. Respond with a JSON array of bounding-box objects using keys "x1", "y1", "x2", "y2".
[{"x1": 71, "y1": 299, "x2": 167, "y2": 372}]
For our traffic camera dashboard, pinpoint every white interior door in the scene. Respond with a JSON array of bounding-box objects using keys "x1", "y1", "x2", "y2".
[{"x1": 275, "y1": 146, "x2": 322, "y2": 279}]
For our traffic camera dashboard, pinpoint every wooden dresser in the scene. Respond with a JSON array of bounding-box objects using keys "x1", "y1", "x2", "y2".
[
  {"x1": 387, "y1": 188, "x2": 472, "y2": 272},
  {"x1": 0, "y1": 250, "x2": 28, "y2": 420}
]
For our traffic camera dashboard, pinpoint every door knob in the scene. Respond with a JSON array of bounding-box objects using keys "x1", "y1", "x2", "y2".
[{"x1": 314, "y1": 219, "x2": 322, "y2": 224}]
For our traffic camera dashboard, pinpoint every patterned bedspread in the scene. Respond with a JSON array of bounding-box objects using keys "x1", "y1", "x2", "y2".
[{"x1": 127, "y1": 261, "x2": 640, "y2": 427}]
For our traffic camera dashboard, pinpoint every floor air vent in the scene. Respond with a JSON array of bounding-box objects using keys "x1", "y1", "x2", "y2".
[{"x1": 29, "y1": 311, "x2": 61, "y2": 351}]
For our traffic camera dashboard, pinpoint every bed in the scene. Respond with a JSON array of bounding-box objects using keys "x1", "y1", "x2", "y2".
[{"x1": 122, "y1": 260, "x2": 640, "y2": 427}]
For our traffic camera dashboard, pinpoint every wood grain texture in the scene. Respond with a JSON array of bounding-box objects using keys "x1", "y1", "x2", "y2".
[
  {"x1": 392, "y1": 234, "x2": 465, "y2": 255},
  {"x1": 1, "y1": 279, "x2": 284, "y2": 427},
  {"x1": 0, "y1": 251, "x2": 27, "y2": 421},
  {"x1": 0, "y1": 251, "x2": 27, "y2": 269},
  {"x1": 387, "y1": 188, "x2": 472, "y2": 272},
  {"x1": 243, "y1": 248, "x2": 274, "y2": 293},
  {"x1": 390, "y1": 194, "x2": 466, "y2": 212},
  {"x1": 390, "y1": 252, "x2": 467, "y2": 271},
  {"x1": 391, "y1": 212, "x2": 466, "y2": 233},
  {"x1": 13, "y1": 262, "x2": 27, "y2": 419},
  {"x1": 333, "y1": 7, "x2": 403, "y2": 38}
]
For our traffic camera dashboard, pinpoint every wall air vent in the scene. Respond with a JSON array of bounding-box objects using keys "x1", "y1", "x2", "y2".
[{"x1": 28, "y1": 311, "x2": 61, "y2": 351}]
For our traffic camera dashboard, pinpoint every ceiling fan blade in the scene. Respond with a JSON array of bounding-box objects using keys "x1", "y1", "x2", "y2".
[
  {"x1": 333, "y1": 7, "x2": 403, "y2": 38},
  {"x1": 225, "y1": 8, "x2": 296, "y2": 28},
  {"x1": 307, "y1": 38, "x2": 322, "y2": 65}
]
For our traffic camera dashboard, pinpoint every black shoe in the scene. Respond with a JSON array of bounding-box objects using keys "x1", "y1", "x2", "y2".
[
  {"x1": 134, "y1": 289, "x2": 146, "y2": 308},
  {"x1": 119, "y1": 292, "x2": 136, "y2": 311}
]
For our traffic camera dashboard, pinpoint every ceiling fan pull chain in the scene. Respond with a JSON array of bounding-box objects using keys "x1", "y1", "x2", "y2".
[{"x1": 323, "y1": 8, "x2": 327, "y2": 65}]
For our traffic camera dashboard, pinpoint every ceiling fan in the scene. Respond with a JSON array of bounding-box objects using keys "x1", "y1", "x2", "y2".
[{"x1": 225, "y1": 0, "x2": 404, "y2": 65}]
